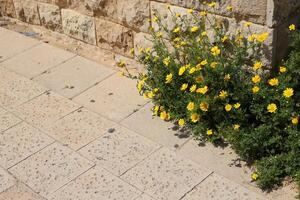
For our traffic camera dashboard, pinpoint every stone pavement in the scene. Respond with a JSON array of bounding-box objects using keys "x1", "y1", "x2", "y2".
[{"x1": 0, "y1": 27, "x2": 283, "y2": 200}]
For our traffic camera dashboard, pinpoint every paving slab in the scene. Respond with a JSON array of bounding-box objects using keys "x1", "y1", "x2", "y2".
[
  {"x1": 0, "y1": 167, "x2": 15, "y2": 193},
  {"x1": 12, "y1": 91, "x2": 80, "y2": 129},
  {"x1": 44, "y1": 108, "x2": 117, "y2": 150},
  {"x1": 0, "y1": 109, "x2": 21, "y2": 132},
  {"x1": 34, "y1": 56, "x2": 115, "y2": 98},
  {"x1": 135, "y1": 193, "x2": 155, "y2": 200},
  {"x1": 121, "y1": 103, "x2": 191, "y2": 150},
  {"x1": 1, "y1": 43, "x2": 75, "y2": 78},
  {"x1": 182, "y1": 173, "x2": 266, "y2": 200},
  {"x1": 0, "y1": 27, "x2": 11, "y2": 37},
  {"x1": 73, "y1": 73, "x2": 146, "y2": 122},
  {"x1": 9, "y1": 142, "x2": 94, "y2": 198},
  {"x1": 0, "y1": 29, "x2": 40, "y2": 62},
  {"x1": 0, "y1": 122, "x2": 54, "y2": 169},
  {"x1": 49, "y1": 166, "x2": 141, "y2": 200},
  {"x1": 78, "y1": 126, "x2": 161, "y2": 176},
  {"x1": 0, "y1": 67, "x2": 47, "y2": 108},
  {"x1": 121, "y1": 147, "x2": 212, "y2": 200},
  {"x1": 0, "y1": 183, "x2": 46, "y2": 200}
]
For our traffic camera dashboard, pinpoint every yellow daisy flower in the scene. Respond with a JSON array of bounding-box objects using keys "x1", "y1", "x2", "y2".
[
  {"x1": 165, "y1": 73, "x2": 173, "y2": 84},
  {"x1": 200, "y1": 102, "x2": 209, "y2": 112},
  {"x1": 206, "y1": 129, "x2": 213, "y2": 136},
  {"x1": 178, "y1": 66, "x2": 186, "y2": 76},
  {"x1": 292, "y1": 117, "x2": 298, "y2": 125},
  {"x1": 190, "y1": 26, "x2": 199, "y2": 32},
  {"x1": 219, "y1": 90, "x2": 228, "y2": 99},
  {"x1": 211, "y1": 46, "x2": 221, "y2": 56},
  {"x1": 233, "y1": 124, "x2": 240, "y2": 130},
  {"x1": 190, "y1": 85, "x2": 197, "y2": 92},
  {"x1": 234, "y1": 103, "x2": 241, "y2": 109},
  {"x1": 279, "y1": 66, "x2": 287, "y2": 73},
  {"x1": 180, "y1": 83, "x2": 189, "y2": 91},
  {"x1": 191, "y1": 113, "x2": 200, "y2": 123},
  {"x1": 196, "y1": 86, "x2": 208, "y2": 94},
  {"x1": 267, "y1": 103, "x2": 277, "y2": 113},
  {"x1": 252, "y1": 75, "x2": 261, "y2": 84},
  {"x1": 252, "y1": 86, "x2": 260, "y2": 93},
  {"x1": 283, "y1": 88, "x2": 294, "y2": 98},
  {"x1": 225, "y1": 104, "x2": 232, "y2": 112},
  {"x1": 187, "y1": 102, "x2": 195, "y2": 111},
  {"x1": 253, "y1": 61, "x2": 263, "y2": 70},
  {"x1": 178, "y1": 119, "x2": 185, "y2": 126},
  {"x1": 289, "y1": 24, "x2": 296, "y2": 31},
  {"x1": 268, "y1": 78, "x2": 279, "y2": 86}
]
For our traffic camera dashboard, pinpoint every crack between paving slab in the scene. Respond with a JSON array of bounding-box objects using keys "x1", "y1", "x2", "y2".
[{"x1": 178, "y1": 171, "x2": 214, "y2": 200}]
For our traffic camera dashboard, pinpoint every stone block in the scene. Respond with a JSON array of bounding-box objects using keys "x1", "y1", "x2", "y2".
[
  {"x1": 95, "y1": 18, "x2": 134, "y2": 56},
  {"x1": 23, "y1": 0, "x2": 41, "y2": 25},
  {"x1": 38, "y1": 2, "x2": 62, "y2": 31},
  {"x1": 61, "y1": 9, "x2": 96, "y2": 45},
  {"x1": 0, "y1": 0, "x2": 15, "y2": 17}
]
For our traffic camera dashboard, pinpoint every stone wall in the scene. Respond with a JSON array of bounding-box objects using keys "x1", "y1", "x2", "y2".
[{"x1": 0, "y1": 0, "x2": 300, "y2": 65}]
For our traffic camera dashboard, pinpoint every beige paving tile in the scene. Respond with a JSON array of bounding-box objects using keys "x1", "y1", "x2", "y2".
[
  {"x1": 135, "y1": 193, "x2": 155, "y2": 200},
  {"x1": 182, "y1": 173, "x2": 266, "y2": 200},
  {"x1": 49, "y1": 166, "x2": 141, "y2": 200},
  {"x1": 0, "y1": 27, "x2": 11, "y2": 37},
  {"x1": 0, "y1": 167, "x2": 15, "y2": 193},
  {"x1": 9, "y1": 142, "x2": 94, "y2": 198},
  {"x1": 121, "y1": 147, "x2": 212, "y2": 200},
  {"x1": 0, "y1": 30, "x2": 40, "y2": 62},
  {"x1": 0, "y1": 122, "x2": 54, "y2": 169},
  {"x1": 0, "y1": 110, "x2": 21, "y2": 132},
  {"x1": 0, "y1": 183, "x2": 46, "y2": 200},
  {"x1": 1, "y1": 43, "x2": 75, "y2": 78},
  {"x1": 44, "y1": 108, "x2": 117, "y2": 150},
  {"x1": 121, "y1": 103, "x2": 191, "y2": 150},
  {"x1": 34, "y1": 56, "x2": 115, "y2": 98},
  {"x1": 73, "y1": 73, "x2": 147, "y2": 122},
  {"x1": 12, "y1": 91, "x2": 80, "y2": 129},
  {"x1": 0, "y1": 68, "x2": 47, "y2": 108},
  {"x1": 78, "y1": 126, "x2": 161, "y2": 176}
]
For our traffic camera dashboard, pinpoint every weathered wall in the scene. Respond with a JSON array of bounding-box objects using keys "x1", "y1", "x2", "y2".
[{"x1": 0, "y1": 0, "x2": 299, "y2": 64}]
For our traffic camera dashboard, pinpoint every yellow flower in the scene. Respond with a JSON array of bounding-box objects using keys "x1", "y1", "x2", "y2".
[
  {"x1": 279, "y1": 66, "x2": 287, "y2": 73},
  {"x1": 201, "y1": 31, "x2": 207, "y2": 37},
  {"x1": 163, "y1": 57, "x2": 170, "y2": 66},
  {"x1": 252, "y1": 75, "x2": 261, "y2": 84},
  {"x1": 160, "y1": 111, "x2": 169, "y2": 120},
  {"x1": 221, "y1": 36, "x2": 228, "y2": 42},
  {"x1": 267, "y1": 103, "x2": 277, "y2": 113},
  {"x1": 210, "y1": 62, "x2": 218, "y2": 69},
  {"x1": 225, "y1": 104, "x2": 232, "y2": 112},
  {"x1": 187, "y1": 8, "x2": 194, "y2": 14},
  {"x1": 165, "y1": 73, "x2": 173, "y2": 84},
  {"x1": 292, "y1": 117, "x2": 298, "y2": 125},
  {"x1": 191, "y1": 113, "x2": 200, "y2": 123},
  {"x1": 180, "y1": 83, "x2": 189, "y2": 91},
  {"x1": 253, "y1": 61, "x2": 263, "y2": 70},
  {"x1": 190, "y1": 26, "x2": 199, "y2": 32},
  {"x1": 130, "y1": 48, "x2": 135, "y2": 56},
  {"x1": 234, "y1": 103, "x2": 241, "y2": 109},
  {"x1": 226, "y1": 6, "x2": 233, "y2": 11},
  {"x1": 252, "y1": 86, "x2": 260, "y2": 93},
  {"x1": 247, "y1": 34, "x2": 257, "y2": 42},
  {"x1": 224, "y1": 74, "x2": 231, "y2": 81},
  {"x1": 173, "y1": 27, "x2": 181, "y2": 33},
  {"x1": 206, "y1": 129, "x2": 213, "y2": 136},
  {"x1": 173, "y1": 37, "x2": 181, "y2": 43},
  {"x1": 208, "y1": 2, "x2": 216, "y2": 7},
  {"x1": 180, "y1": 41, "x2": 187, "y2": 46},
  {"x1": 256, "y1": 32, "x2": 269, "y2": 43},
  {"x1": 200, "y1": 102, "x2": 209, "y2": 112},
  {"x1": 289, "y1": 24, "x2": 296, "y2": 31},
  {"x1": 195, "y1": 76, "x2": 204, "y2": 83},
  {"x1": 251, "y1": 172, "x2": 259, "y2": 181},
  {"x1": 137, "y1": 81, "x2": 144, "y2": 92},
  {"x1": 156, "y1": 31, "x2": 163, "y2": 38},
  {"x1": 190, "y1": 85, "x2": 197, "y2": 93},
  {"x1": 219, "y1": 90, "x2": 228, "y2": 99},
  {"x1": 178, "y1": 66, "x2": 186, "y2": 76},
  {"x1": 199, "y1": 11, "x2": 207, "y2": 16},
  {"x1": 152, "y1": 16, "x2": 158, "y2": 22},
  {"x1": 178, "y1": 119, "x2": 185, "y2": 126},
  {"x1": 117, "y1": 60, "x2": 126, "y2": 68},
  {"x1": 283, "y1": 88, "x2": 294, "y2": 98},
  {"x1": 200, "y1": 59, "x2": 208, "y2": 66},
  {"x1": 187, "y1": 102, "x2": 195, "y2": 111},
  {"x1": 211, "y1": 46, "x2": 221, "y2": 56},
  {"x1": 233, "y1": 124, "x2": 240, "y2": 130},
  {"x1": 268, "y1": 78, "x2": 279, "y2": 86},
  {"x1": 244, "y1": 21, "x2": 252, "y2": 27},
  {"x1": 153, "y1": 105, "x2": 160, "y2": 115},
  {"x1": 175, "y1": 13, "x2": 181, "y2": 17},
  {"x1": 189, "y1": 67, "x2": 196, "y2": 74},
  {"x1": 196, "y1": 86, "x2": 208, "y2": 94}
]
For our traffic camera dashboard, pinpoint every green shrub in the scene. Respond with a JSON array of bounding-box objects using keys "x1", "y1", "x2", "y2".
[{"x1": 119, "y1": 3, "x2": 300, "y2": 198}]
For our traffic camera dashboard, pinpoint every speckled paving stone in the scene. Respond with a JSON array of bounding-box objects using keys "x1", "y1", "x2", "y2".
[
  {"x1": 12, "y1": 91, "x2": 80, "y2": 129},
  {"x1": 0, "y1": 183, "x2": 45, "y2": 200},
  {"x1": 34, "y1": 56, "x2": 115, "y2": 98},
  {"x1": 0, "y1": 68, "x2": 47, "y2": 108},
  {"x1": 44, "y1": 108, "x2": 117, "y2": 150},
  {"x1": 182, "y1": 173, "x2": 266, "y2": 200},
  {"x1": 1, "y1": 43, "x2": 75, "y2": 78},
  {"x1": 0, "y1": 167, "x2": 15, "y2": 193},
  {"x1": 0, "y1": 29, "x2": 40, "y2": 62},
  {"x1": 0, "y1": 109, "x2": 21, "y2": 132},
  {"x1": 0, "y1": 122, "x2": 54, "y2": 169},
  {"x1": 121, "y1": 103, "x2": 190, "y2": 150},
  {"x1": 49, "y1": 166, "x2": 141, "y2": 200},
  {"x1": 9, "y1": 142, "x2": 94, "y2": 198},
  {"x1": 135, "y1": 193, "x2": 155, "y2": 200},
  {"x1": 121, "y1": 147, "x2": 212, "y2": 200},
  {"x1": 73, "y1": 73, "x2": 146, "y2": 122},
  {"x1": 78, "y1": 126, "x2": 161, "y2": 176}
]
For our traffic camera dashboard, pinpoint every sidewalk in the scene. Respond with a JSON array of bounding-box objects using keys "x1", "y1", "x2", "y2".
[{"x1": 0, "y1": 27, "x2": 294, "y2": 200}]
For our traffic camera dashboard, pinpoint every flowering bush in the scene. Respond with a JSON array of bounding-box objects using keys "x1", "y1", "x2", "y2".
[{"x1": 119, "y1": 3, "x2": 300, "y2": 197}]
